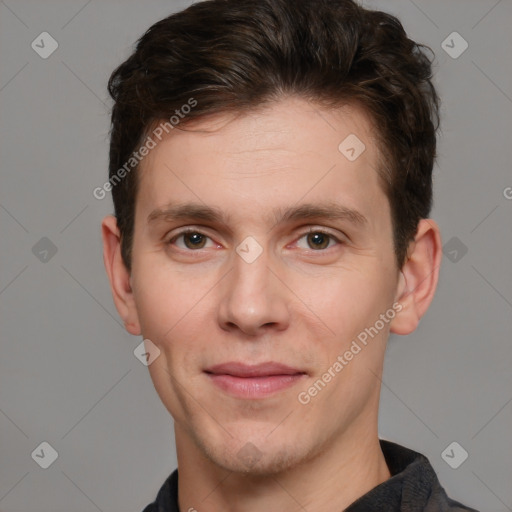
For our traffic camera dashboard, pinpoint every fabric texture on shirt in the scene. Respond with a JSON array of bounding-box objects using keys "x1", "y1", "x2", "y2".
[{"x1": 141, "y1": 439, "x2": 480, "y2": 512}]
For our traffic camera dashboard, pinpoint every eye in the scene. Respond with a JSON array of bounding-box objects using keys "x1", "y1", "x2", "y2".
[
  {"x1": 168, "y1": 229, "x2": 216, "y2": 250},
  {"x1": 296, "y1": 229, "x2": 341, "y2": 251}
]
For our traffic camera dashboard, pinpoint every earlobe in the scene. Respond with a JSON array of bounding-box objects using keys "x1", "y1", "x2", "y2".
[
  {"x1": 101, "y1": 215, "x2": 141, "y2": 336},
  {"x1": 390, "y1": 219, "x2": 442, "y2": 336}
]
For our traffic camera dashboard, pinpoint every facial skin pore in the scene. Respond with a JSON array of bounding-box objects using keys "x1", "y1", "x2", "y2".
[{"x1": 102, "y1": 97, "x2": 442, "y2": 512}]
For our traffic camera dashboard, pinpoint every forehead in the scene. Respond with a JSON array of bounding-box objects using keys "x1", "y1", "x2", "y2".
[{"x1": 136, "y1": 97, "x2": 388, "y2": 230}]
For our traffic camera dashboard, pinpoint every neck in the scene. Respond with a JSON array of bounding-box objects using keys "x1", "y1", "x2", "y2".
[{"x1": 174, "y1": 421, "x2": 391, "y2": 512}]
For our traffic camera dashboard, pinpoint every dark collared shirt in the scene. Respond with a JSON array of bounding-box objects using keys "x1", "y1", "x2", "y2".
[{"x1": 142, "y1": 440, "x2": 479, "y2": 511}]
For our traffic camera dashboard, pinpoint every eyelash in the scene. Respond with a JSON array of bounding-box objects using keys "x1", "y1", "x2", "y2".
[{"x1": 166, "y1": 227, "x2": 343, "y2": 251}]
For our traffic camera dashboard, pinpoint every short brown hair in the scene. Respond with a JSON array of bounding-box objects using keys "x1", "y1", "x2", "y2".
[{"x1": 107, "y1": 0, "x2": 440, "y2": 271}]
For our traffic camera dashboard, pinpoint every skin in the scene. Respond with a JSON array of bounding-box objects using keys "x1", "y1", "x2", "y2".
[{"x1": 102, "y1": 96, "x2": 442, "y2": 511}]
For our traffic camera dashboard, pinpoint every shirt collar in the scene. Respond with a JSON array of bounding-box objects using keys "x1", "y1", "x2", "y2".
[
  {"x1": 151, "y1": 439, "x2": 471, "y2": 512},
  {"x1": 345, "y1": 439, "x2": 438, "y2": 511}
]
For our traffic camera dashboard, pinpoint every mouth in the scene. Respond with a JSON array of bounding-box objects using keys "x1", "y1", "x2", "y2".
[{"x1": 204, "y1": 362, "x2": 307, "y2": 399}]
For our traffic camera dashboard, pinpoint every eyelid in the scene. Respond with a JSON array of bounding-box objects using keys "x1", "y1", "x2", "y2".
[
  {"x1": 302, "y1": 226, "x2": 342, "y2": 238},
  {"x1": 168, "y1": 226, "x2": 207, "y2": 239},
  {"x1": 166, "y1": 225, "x2": 344, "y2": 250},
  {"x1": 293, "y1": 227, "x2": 344, "y2": 249},
  {"x1": 166, "y1": 227, "x2": 218, "y2": 247}
]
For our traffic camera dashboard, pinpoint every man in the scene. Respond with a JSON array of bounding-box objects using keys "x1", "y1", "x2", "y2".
[{"x1": 101, "y1": 0, "x2": 479, "y2": 510}]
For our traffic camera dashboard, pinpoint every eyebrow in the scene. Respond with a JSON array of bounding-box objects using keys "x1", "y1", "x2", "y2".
[{"x1": 147, "y1": 201, "x2": 368, "y2": 228}]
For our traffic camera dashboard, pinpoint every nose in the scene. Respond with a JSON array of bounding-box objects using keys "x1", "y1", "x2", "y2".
[{"x1": 217, "y1": 244, "x2": 291, "y2": 336}]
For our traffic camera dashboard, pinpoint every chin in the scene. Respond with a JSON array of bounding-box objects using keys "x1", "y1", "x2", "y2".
[
  {"x1": 198, "y1": 433, "x2": 312, "y2": 477},
  {"x1": 217, "y1": 448, "x2": 300, "y2": 476}
]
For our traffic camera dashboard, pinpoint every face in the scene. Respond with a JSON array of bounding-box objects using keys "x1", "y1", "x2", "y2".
[{"x1": 124, "y1": 97, "x2": 405, "y2": 474}]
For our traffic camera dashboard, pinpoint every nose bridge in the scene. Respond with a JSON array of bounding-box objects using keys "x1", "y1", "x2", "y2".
[
  {"x1": 234, "y1": 241, "x2": 270, "y2": 295},
  {"x1": 217, "y1": 237, "x2": 289, "y2": 334}
]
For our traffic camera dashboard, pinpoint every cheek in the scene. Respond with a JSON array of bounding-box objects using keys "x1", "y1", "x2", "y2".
[
  {"x1": 302, "y1": 269, "x2": 390, "y2": 323},
  {"x1": 132, "y1": 279, "x2": 172, "y2": 339},
  {"x1": 131, "y1": 261, "x2": 198, "y2": 336},
  {"x1": 132, "y1": 270, "x2": 212, "y2": 366}
]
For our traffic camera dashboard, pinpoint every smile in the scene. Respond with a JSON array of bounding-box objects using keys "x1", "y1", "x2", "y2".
[{"x1": 204, "y1": 361, "x2": 307, "y2": 399}]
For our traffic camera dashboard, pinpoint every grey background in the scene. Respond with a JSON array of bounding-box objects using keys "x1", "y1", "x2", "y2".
[{"x1": 0, "y1": 0, "x2": 511, "y2": 510}]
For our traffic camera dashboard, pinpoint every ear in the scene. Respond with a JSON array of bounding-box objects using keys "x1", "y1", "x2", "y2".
[
  {"x1": 101, "y1": 215, "x2": 141, "y2": 336},
  {"x1": 390, "y1": 219, "x2": 442, "y2": 335}
]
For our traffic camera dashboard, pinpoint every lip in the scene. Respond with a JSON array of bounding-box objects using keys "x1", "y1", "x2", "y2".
[
  {"x1": 205, "y1": 361, "x2": 305, "y2": 377},
  {"x1": 204, "y1": 362, "x2": 307, "y2": 399}
]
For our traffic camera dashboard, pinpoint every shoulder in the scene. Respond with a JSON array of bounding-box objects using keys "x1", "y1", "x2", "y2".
[
  {"x1": 380, "y1": 440, "x2": 480, "y2": 512},
  {"x1": 140, "y1": 469, "x2": 179, "y2": 512}
]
